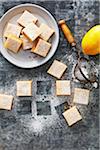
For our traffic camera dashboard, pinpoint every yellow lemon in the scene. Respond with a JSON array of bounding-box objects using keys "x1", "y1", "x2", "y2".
[{"x1": 81, "y1": 25, "x2": 100, "y2": 55}]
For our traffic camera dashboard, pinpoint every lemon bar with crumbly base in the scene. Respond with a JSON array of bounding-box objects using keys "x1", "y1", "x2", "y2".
[
  {"x1": 17, "y1": 10, "x2": 38, "y2": 27},
  {"x1": 56, "y1": 80, "x2": 71, "y2": 96},
  {"x1": 4, "y1": 23, "x2": 22, "y2": 38},
  {"x1": 47, "y1": 60, "x2": 67, "y2": 79},
  {"x1": 17, "y1": 81, "x2": 32, "y2": 96},
  {"x1": 0, "y1": 94, "x2": 13, "y2": 110},
  {"x1": 23, "y1": 23, "x2": 41, "y2": 41},
  {"x1": 4, "y1": 34, "x2": 22, "y2": 53},
  {"x1": 39, "y1": 23, "x2": 55, "y2": 41},
  {"x1": 73, "y1": 88, "x2": 90, "y2": 105},
  {"x1": 31, "y1": 38, "x2": 51, "y2": 57},
  {"x1": 63, "y1": 106, "x2": 82, "y2": 126}
]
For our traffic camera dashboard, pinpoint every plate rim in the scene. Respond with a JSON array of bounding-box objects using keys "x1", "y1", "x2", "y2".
[{"x1": 0, "y1": 3, "x2": 59, "y2": 68}]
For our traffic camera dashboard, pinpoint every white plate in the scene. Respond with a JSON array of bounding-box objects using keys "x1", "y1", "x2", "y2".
[{"x1": 0, "y1": 4, "x2": 59, "y2": 68}]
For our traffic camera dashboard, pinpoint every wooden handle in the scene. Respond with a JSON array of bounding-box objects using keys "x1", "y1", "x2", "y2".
[{"x1": 58, "y1": 20, "x2": 76, "y2": 46}]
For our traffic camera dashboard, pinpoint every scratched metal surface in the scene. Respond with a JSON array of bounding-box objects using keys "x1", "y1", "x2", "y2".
[{"x1": 0, "y1": 0, "x2": 99, "y2": 150}]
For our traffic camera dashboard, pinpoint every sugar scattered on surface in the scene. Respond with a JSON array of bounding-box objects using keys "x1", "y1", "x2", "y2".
[
  {"x1": 29, "y1": 119, "x2": 43, "y2": 134},
  {"x1": 27, "y1": 113, "x2": 59, "y2": 135}
]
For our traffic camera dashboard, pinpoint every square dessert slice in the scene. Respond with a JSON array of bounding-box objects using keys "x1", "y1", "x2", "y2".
[
  {"x1": 73, "y1": 88, "x2": 90, "y2": 105},
  {"x1": 56, "y1": 80, "x2": 71, "y2": 96},
  {"x1": 31, "y1": 38, "x2": 51, "y2": 57},
  {"x1": 4, "y1": 23, "x2": 22, "y2": 38},
  {"x1": 63, "y1": 106, "x2": 82, "y2": 126},
  {"x1": 23, "y1": 23, "x2": 41, "y2": 41},
  {"x1": 17, "y1": 10, "x2": 38, "y2": 27},
  {"x1": 4, "y1": 34, "x2": 22, "y2": 53},
  {"x1": 0, "y1": 94, "x2": 13, "y2": 110},
  {"x1": 17, "y1": 81, "x2": 32, "y2": 96},
  {"x1": 39, "y1": 23, "x2": 55, "y2": 41},
  {"x1": 47, "y1": 60, "x2": 67, "y2": 79}
]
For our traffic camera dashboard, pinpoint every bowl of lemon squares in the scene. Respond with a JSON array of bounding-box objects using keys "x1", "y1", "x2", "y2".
[{"x1": 0, "y1": 4, "x2": 59, "y2": 68}]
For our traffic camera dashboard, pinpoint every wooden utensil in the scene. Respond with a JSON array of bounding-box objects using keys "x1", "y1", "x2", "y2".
[{"x1": 58, "y1": 19, "x2": 76, "y2": 46}]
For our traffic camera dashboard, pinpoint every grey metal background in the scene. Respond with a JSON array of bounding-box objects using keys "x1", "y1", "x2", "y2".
[{"x1": 0, "y1": 0, "x2": 99, "y2": 150}]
